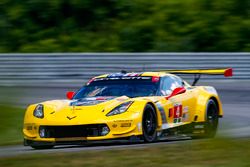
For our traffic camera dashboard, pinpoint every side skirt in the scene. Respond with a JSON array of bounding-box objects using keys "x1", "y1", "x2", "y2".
[{"x1": 158, "y1": 122, "x2": 207, "y2": 139}]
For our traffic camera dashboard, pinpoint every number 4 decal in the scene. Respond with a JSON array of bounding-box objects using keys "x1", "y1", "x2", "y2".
[{"x1": 169, "y1": 104, "x2": 183, "y2": 123}]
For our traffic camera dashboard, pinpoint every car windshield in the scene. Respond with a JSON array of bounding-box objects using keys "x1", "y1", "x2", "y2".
[{"x1": 73, "y1": 79, "x2": 159, "y2": 99}]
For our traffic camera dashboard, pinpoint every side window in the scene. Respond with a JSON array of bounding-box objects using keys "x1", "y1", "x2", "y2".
[{"x1": 161, "y1": 76, "x2": 184, "y2": 96}]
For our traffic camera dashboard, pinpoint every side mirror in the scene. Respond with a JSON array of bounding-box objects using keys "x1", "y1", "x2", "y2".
[
  {"x1": 66, "y1": 91, "x2": 75, "y2": 100},
  {"x1": 166, "y1": 87, "x2": 186, "y2": 100}
]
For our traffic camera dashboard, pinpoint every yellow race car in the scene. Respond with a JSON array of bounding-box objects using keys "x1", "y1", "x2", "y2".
[{"x1": 23, "y1": 68, "x2": 233, "y2": 149}]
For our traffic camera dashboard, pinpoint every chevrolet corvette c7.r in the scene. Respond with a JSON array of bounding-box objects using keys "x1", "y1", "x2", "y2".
[{"x1": 23, "y1": 68, "x2": 233, "y2": 149}]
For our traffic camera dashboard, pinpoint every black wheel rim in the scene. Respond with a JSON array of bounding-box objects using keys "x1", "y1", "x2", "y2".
[{"x1": 143, "y1": 110, "x2": 157, "y2": 137}]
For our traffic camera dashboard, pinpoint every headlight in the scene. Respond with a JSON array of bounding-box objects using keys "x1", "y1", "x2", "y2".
[
  {"x1": 106, "y1": 101, "x2": 133, "y2": 116},
  {"x1": 33, "y1": 104, "x2": 44, "y2": 118}
]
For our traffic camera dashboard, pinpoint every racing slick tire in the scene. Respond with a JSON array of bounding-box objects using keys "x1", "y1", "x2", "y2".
[
  {"x1": 142, "y1": 104, "x2": 157, "y2": 142},
  {"x1": 204, "y1": 99, "x2": 219, "y2": 138},
  {"x1": 193, "y1": 99, "x2": 219, "y2": 139}
]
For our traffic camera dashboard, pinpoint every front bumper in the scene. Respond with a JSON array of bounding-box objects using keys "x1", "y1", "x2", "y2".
[{"x1": 23, "y1": 120, "x2": 142, "y2": 145}]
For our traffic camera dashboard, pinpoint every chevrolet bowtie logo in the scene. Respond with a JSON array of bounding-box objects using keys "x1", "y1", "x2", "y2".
[{"x1": 67, "y1": 116, "x2": 77, "y2": 120}]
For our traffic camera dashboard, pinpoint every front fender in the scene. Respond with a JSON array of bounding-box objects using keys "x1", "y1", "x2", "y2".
[{"x1": 128, "y1": 99, "x2": 162, "y2": 131}]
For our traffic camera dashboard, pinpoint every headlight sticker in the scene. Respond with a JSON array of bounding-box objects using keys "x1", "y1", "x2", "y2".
[
  {"x1": 106, "y1": 101, "x2": 133, "y2": 116},
  {"x1": 33, "y1": 104, "x2": 44, "y2": 118}
]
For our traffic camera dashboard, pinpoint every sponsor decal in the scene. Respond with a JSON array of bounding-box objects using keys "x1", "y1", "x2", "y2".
[
  {"x1": 70, "y1": 97, "x2": 114, "y2": 106},
  {"x1": 74, "y1": 108, "x2": 83, "y2": 111},
  {"x1": 174, "y1": 105, "x2": 182, "y2": 119},
  {"x1": 169, "y1": 104, "x2": 183, "y2": 123},
  {"x1": 161, "y1": 123, "x2": 169, "y2": 129},
  {"x1": 94, "y1": 73, "x2": 151, "y2": 82},
  {"x1": 25, "y1": 124, "x2": 37, "y2": 130},
  {"x1": 114, "y1": 120, "x2": 132, "y2": 122},
  {"x1": 194, "y1": 125, "x2": 204, "y2": 129},
  {"x1": 174, "y1": 118, "x2": 181, "y2": 123},
  {"x1": 124, "y1": 73, "x2": 142, "y2": 77},
  {"x1": 107, "y1": 73, "x2": 125, "y2": 78},
  {"x1": 121, "y1": 123, "x2": 132, "y2": 127},
  {"x1": 107, "y1": 72, "x2": 143, "y2": 78},
  {"x1": 112, "y1": 124, "x2": 118, "y2": 128},
  {"x1": 193, "y1": 130, "x2": 205, "y2": 134},
  {"x1": 183, "y1": 106, "x2": 189, "y2": 113},
  {"x1": 137, "y1": 123, "x2": 142, "y2": 131},
  {"x1": 182, "y1": 106, "x2": 189, "y2": 122},
  {"x1": 70, "y1": 100, "x2": 99, "y2": 106},
  {"x1": 27, "y1": 126, "x2": 32, "y2": 130}
]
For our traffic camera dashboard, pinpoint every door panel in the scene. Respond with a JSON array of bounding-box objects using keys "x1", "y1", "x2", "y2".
[
  {"x1": 167, "y1": 89, "x2": 196, "y2": 124},
  {"x1": 160, "y1": 76, "x2": 197, "y2": 127}
]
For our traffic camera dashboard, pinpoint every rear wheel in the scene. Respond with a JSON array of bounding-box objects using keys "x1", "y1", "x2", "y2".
[
  {"x1": 142, "y1": 104, "x2": 157, "y2": 142},
  {"x1": 204, "y1": 100, "x2": 219, "y2": 138},
  {"x1": 193, "y1": 99, "x2": 219, "y2": 139}
]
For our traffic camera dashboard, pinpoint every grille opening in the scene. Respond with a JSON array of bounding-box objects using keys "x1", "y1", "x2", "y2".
[{"x1": 39, "y1": 124, "x2": 108, "y2": 138}]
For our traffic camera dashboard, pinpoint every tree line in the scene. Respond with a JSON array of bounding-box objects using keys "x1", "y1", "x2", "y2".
[{"x1": 0, "y1": 0, "x2": 249, "y2": 52}]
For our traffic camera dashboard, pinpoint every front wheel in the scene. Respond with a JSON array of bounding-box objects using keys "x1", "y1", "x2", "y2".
[{"x1": 142, "y1": 104, "x2": 157, "y2": 142}]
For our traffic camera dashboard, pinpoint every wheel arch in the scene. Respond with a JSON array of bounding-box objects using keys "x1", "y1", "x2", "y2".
[
  {"x1": 208, "y1": 96, "x2": 223, "y2": 117},
  {"x1": 141, "y1": 102, "x2": 158, "y2": 142},
  {"x1": 195, "y1": 93, "x2": 223, "y2": 122},
  {"x1": 146, "y1": 102, "x2": 157, "y2": 113},
  {"x1": 144, "y1": 102, "x2": 160, "y2": 127},
  {"x1": 132, "y1": 99, "x2": 165, "y2": 130}
]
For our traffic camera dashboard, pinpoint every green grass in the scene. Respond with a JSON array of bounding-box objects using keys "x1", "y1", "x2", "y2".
[
  {"x1": 0, "y1": 138, "x2": 250, "y2": 167},
  {"x1": 0, "y1": 105, "x2": 250, "y2": 166},
  {"x1": 0, "y1": 105, "x2": 24, "y2": 145}
]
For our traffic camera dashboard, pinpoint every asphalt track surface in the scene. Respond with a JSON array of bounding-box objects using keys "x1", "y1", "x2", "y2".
[{"x1": 0, "y1": 81, "x2": 250, "y2": 157}]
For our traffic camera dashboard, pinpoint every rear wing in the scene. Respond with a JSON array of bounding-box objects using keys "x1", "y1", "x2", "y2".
[{"x1": 160, "y1": 68, "x2": 233, "y2": 86}]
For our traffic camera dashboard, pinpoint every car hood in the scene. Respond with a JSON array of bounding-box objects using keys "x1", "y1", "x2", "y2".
[{"x1": 39, "y1": 96, "x2": 131, "y2": 124}]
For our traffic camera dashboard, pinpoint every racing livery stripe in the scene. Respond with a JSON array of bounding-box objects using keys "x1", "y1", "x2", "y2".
[{"x1": 156, "y1": 102, "x2": 167, "y2": 124}]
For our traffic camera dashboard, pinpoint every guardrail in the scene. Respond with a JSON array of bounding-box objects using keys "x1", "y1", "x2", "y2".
[{"x1": 0, "y1": 53, "x2": 249, "y2": 87}]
